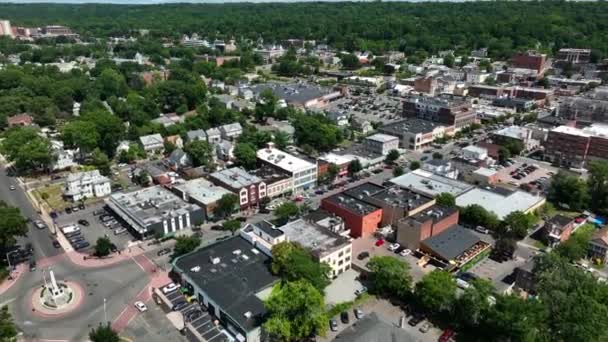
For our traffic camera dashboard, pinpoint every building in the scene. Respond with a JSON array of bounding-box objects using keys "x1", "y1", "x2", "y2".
[
  {"x1": 63, "y1": 170, "x2": 111, "y2": 202},
  {"x1": 544, "y1": 124, "x2": 608, "y2": 168},
  {"x1": 396, "y1": 205, "x2": 459, "y2": 250},
  {"x1": 456, "y1": 187, "x2": 545, "y2": 220},
  {"x1": 379, "y1": 119, "x2": 454, "y2": 151},
  {"x1": 209, "y1": 167, "x2": 265, "y2": 209},
  {"x1": 0, "y1": 20, "x2": 13, "y2": 38},
  {"x1": 402, "y1": 94, "x2": 475, "y2": 130},
  {"x1": 558, "y1": 91, "x2": 608, "y2": 125},
  {"x1": 186, "y1": 129, "x2": 207, "y2": 142},
  {"x1": 321, "y1": 193, "x2": 382, "y2": 238},
  {"x1": 252, "y1": 166, "x2": 292, "y2": 198},
  {"x1": 331, "y1": 312, "x2": 419, "y2": 342},
  {"x1": 344, "y1": 183, "x2": 435, "y2": 227},
  {"x1": 165, "y1": 148, "x2": 192, "y2": 171},
  {"x1": 256, "y1": 143, "x2": 317, "y2": 193},
  {"x1": 250, "y1": 83, "x2": 344, "y2": 109},
  {"x1": 42, "y1": 25, "x2": 73, "y2": 37},
  {"x1": 172, "y1": 236, "x2": 280, "y2": 342},
  {"x1": 419, "y1": 225, "x2": 488, "y2": 268},
  {"x1": 588, "y1": 228, "x2": 608, "y2": 264},
  {"x1": 364, "y1": 134, "x2": 399, "y2": 156},
  {"x1": 219, "y1": 122, "x2": 243, "y2": 140},
  {"x1": 317, "y1": 153, "x2": 351, "y2": 180},
  {"x1": 511, "y1": 50, "x2": 549, "y2": 76},
  {"x1": 171, "y1": 178, "x2": 234, "y2": 220},
  {"x1": 390, "y1": 169, "x2": 474, "y2": 197},
  {"x1": 471, "y1": 167, "x2": 499, "y2": 185},
  {"x1": 139, "y1": 133, "x2": 165, "y2": 154},
  {"x1": 491, "y1": 126, "x2": 539, "y2": 152},
  {"x1": 105, "y1": 186, "x2": 204, "y2": 238},
  {"x1": 206, "y1": 128, "x2": 222, "y2": 144},
  {"x1": 556, "y1": 48, "x2": 591, "y2": 64},
  {"x1": 514, "y1": 258, "x2": 537, "y2": 294},
  {"x1": 6, "y1": 113, "x2": 33, "y2": 127},
  {"x1": 461, "y1": 145, "x2": 488, "y2": 161},
  {"x1": 543, "y1": 215, "x2": 575, "y2": 247},
  {"x1": 164, "y1": 135, "x2": 183, "y2": 149},
  {"x1": 421, "y1": 159, "x2": 459, "y2": 179}
]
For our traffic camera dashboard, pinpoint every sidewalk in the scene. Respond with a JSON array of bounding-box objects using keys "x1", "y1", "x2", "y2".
[{"x1": 0, "y1": 264, "x2": 26, "y2": 296}]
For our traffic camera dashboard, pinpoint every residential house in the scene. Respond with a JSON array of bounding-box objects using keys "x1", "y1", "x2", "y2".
[
  {"x1": 165, "y1": 148, "x2": 192, "y2": 171},
  {"x1": 186, "y1": 129, "x2": 207, "y2": 142},
  {"x1": 588, "y1": 228, "x2": 608, "y2": 264},
  {"x1": 216, "y1": 140, "x2": 235, "y2": 161},
  {"x1": 219, "y1": 122, "x2": 243, "y2": 140},
  {"x1": 165, "y1": 135, "x2": 183, "y2": 149},
  {"x1": 6, "y1": 113, "x2": 34, "y2": 127},
  {"x1": 543, "y1": 215, "x2": 575, "y2": 247},
  {"x1": 206, "y1": 128, "x2": 222, "y2": 144},
  {"x1": 64, "y1": 170, "x2": 111, "y2": 202},
  {"x1": 139, "y1": 133, "x2": 165, "y2": 154}
]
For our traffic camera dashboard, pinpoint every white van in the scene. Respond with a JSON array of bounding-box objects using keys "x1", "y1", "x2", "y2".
[{"x1": 61, "y1": 225, "x2": 81, "y2": 234}]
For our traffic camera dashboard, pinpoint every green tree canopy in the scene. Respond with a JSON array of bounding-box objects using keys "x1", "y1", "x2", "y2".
[
  {"x1": 271, "y1": 241, "x2": 331, "y2": 291},
  {"x1": 222, "y1": 219, "x2": 241, "y2": 236},
  {"x1": 94, "y1": 237, "x2": 113, "y2": 257},
  {"x1": 173, "y1": 235, "x2": 201, "y2": 257},
  {"x1": 215, "y1": 193, "x2": 238, "y2": 219},
  {"x1": 1, "y1": 127, "x2": 54, "y2": 174},
  {"x1": 548, "y1": 171, "x2": 589, "y2": 211},
  {"x1": 274, "y1": 202, "x2": 300, "y2": 226},
  {"x1": 367, "y1": 256, "x2": 412, "y2": 299},
  {"x1": 414, "y1": 270, "x2": 457, "y2": 314},
  {"x1": 0, "y1": 306, "x2": 17, "y2": 341},
  {"x1": 588, "y1": 161, "x2": 608, "y2": 215},
  {"x1": 184, "y1": 140, "x2": 215, "y2": 169},
  {"x1": 385, "y1": 149, "x2": 400, "y2": 164},
  {"x1": 435, "y1": 193, "x2": 456, "y2": 208},
  {"x1": 89, "y1": 323, "x2": 120, "y2": 342},
  {"x1": 234, "y1": 142, "x2": 257, "y2": 170}
]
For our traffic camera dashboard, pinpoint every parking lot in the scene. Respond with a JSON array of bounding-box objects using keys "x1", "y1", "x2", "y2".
[
  {"x1": 54, "y1": 201, "x2": 135, "y2": 254},
  {"x1": 351, "y1": 235, "x2": 437, "y2": 283},
  {"x1": 495, "y1": 159, "x2": 553, "y2": 190},
  {"x1": 323, "y1": 92, "x2": 403, "y2": 125}
]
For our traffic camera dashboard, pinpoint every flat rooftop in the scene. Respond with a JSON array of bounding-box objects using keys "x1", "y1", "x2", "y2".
[
  {"x1": 174, "y1": 236, "x2": 279, "y2": 332},
  {"x1": 324, "y1": 193, "x2": 380, "y2": 216},
  {"x1": 252, "y1": 166, "x2": 290, "y2": 184},
  {"x1": 365, "y1": 133, "x2": 398, "y2": 143},
  {"x1": 381, "y1": 118, "x2": 446, "y2": 135},
  {"x1": 406, "y1": 94, "x2": 468, "y2": 108},
  {"x1": 421, "y1": 225, "x2": 481, "y2": 261},
  {"x1": 105, "y1": 186, "x2": 198, "y2": 228},
  {"x1": 408, "y1": 204, "x2": 457, "y2": 224},
  {"x1": 210, "y1": 167, "x2": 262, "y2": 189},
  {"x1": 456, "y1": 187, "x2": 545, "y2": 220},
  {"x1": 390, "y1": 169, "x2": 473, "y2": 197},
  {"x1": 372, "y1": 187, "x2": 433, "y2": 210},
  {"x1": 173, "y1": 178, "x2": 234, "y2": 206},
  {"x1": 344, "y1": 182, "x2": 386, "y2": 200},
  {"x1": 257, "y1": 147, "x2": 316, "y2": 173},
  {"x1": 493, "y1": 126, "x2": 530, "y2": 140},
  {"x1": 250, "y1": 82, "x2": 331, "y2": 104},
  {"x1": 280, "y1": 219, "x2": 350, "y2": 258}
]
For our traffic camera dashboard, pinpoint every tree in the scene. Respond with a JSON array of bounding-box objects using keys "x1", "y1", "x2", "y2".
[
  {"x1": 173, "y1": 235, "x2": 201, "y2": 257},
  {"x1": 340, "y1": 53, "x2": 361, "y2": 70},
  {"x1": 271, "y1": 242, "x2": 331, "y2": 291},
  {"x1": 454, "y1": 278, "x2": 494, "y2": 328},
  {"x1": 0, "y1": 201, "x2": 29, "y2": 251},
  {"x1": 367, "y1": 256, "x2": 412, "y2": 299},
  {"x1": 222, "y1": 219, "x2": 241, "y2": 236},
  {"x1": 89, "y1": 323, "x2": 120, "y2": 342},
  {"x1": 61, "y1": 120, "x2": 100, "y2": 153},
  {"x1": 385, "y1": 149, "x2": 400, "y2": 165},
  {"x1": 409, "y1": 160, "x2": 420, "y2": 170},
  {"x1": 275, "y1": 202, "x2": 299, "y2": 225},
  {"x1": 435, "y1": 193, "x2": 456, "y2": 208},
  {"x1": 134, "y1": 170, "x2": 151, "y2": 187},
  {"x1": 460, "y1": 204, "x2": 500, "y2": 231},
  {"x1": 481, "y1": 294, "x2": 547, "y2": 342},
  {"x1": 215, "y1": 193, "x2": 238, "y2": 219},
  {"x1": 500, "y1": 211, "x2": 535, "y2": 240},
  {"x1": 498, "y1": 146, "x2": 510, "y2": 164},
  {"x1": 184, "y1": 140, "x2": 214, "y2": 169},
  {"x1": 96, "y1": 68, "x2": 128, "y2": 100},
  {"x1": 432, "y1": 152, "x2": 443, "y2": 160},
  {"x1": 326, "y1": 164, "x2": 340, "y2": 183},
  {"x1": 264, "y1": 280, "x2": 328, "y2": 341},
  {"x1": 347, "y1": 159, "x2": 362, "y2": 177},
  {"x1": 1, "y1": 127, "x2": 54, "y2": 174},
  {"x1": 414, "y1": 270, "x2": 457, "y2": 314},
  {"x1": 392, "y1": 166, "x2": 404, "y2": 177},
  {"x1": 548, "y1": 171, "x2": 588, "y2": 211},
  {"x1": 0, "y1": 306, "x2": 17, "y2": 341},
  {"x1": 554, "y1": 224, "x2": 594, "y2": 261},
  {"x1": 273, "y1": 131, "x2": 290, "y2": 150},
  {"x1": 80, "y1": 110, "x2": 125, "y2": 157},
  {"x1": 443, "y1": 54, "x2": 455, "y2": 68},
  {"x1": 94, "y1": 237, "x2": 113, "y2": 257},
  {"x1": 490, "y1": 238, "x2": 516, "y2": 261},
  {"x1": 89, "y1": 148, "x2": 111, "y2": 176},
  {"x1": 234, "y1": 142, "x2": 257, "y2": 170},
  {"x1": 587, "y1": 161, "x2": 608, "y2": 215}
]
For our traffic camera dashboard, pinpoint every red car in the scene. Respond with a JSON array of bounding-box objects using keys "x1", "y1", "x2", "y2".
[
  {"x1": 375, "y1": 239, "x2": 385, "y2": 247},
  {"x1": 438, "y1": 329, "x2": 455, "y2": 342}
]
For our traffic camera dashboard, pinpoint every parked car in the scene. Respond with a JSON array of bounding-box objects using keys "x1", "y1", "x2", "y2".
[
  {"x1": 354, "y1": 308, "x2": 364, "y2": 319},
  {"x1": 73, "y1": 241, "x2": 90, "y2": 250},
  {"x1": 456, "y1": 278, "x2": 470, "y2": 289},
  {"x1": 419, "y1": 322, "x2": 431, "y2": 333},
  {"x1": 9, "y1": 185, "x2": 16, "y2": 191},
  {"x1": 185, "y1": 310, "x2": 202, "y2": 322},
  {"x1": 375, "y1": 239, "x2": 385, "y2": 247},
  {"x1": 357, "y1": 251, "x2": 370, "y2": 260},
  {"x1": 475, "y1": 226, "x2": 490, "y2": 234},
  {"x1": 330, "y1": 319, "x2": 339, "y2": 332},
  {"x1": 340, "y1": 311, "x2": 349, "y2": 324},
  {"x1": 52, "y1": 240, "x2": 61, "y2": 248},
  {"x1": 78, "y1": 203, "x2": 85, "y2": 210},
  {"x1": 65, "y1": 207, "x2": 72, "y2": 214},
  {"x1": 114, "y1": 228, "x2": 128, "y2": 235},
  {"x1": 78, "y1": 219, "x2": 90, "y2": 227},
  {"x1": 34, "y1": 220, "x2": 46, "y2": 230},
  {"x1": 93, "y1": 210, "x2": 106, "y2": 216},
  {"x1": 408, "y1": 314, "x2": 424, "y2": 326},
  {"x1": 399, "y1": 249, "x2": 412, "y2": 257},
  {"x1": 29, "y1": 260, "x2": 36, "y2": 272},
  {"x1": 162, "y1": 283, "x2": 179, "y2": 294},
  {"x1": 388, "y1": 243, "x2": 400, "y2": 252},
  {"x1": 355, "y1": 286, "x2": 368, "y2": 296},
  {"x1": 157, "y1": 248, "x2": 171, "y2": 256},
  {"x1": 134, "y1": 301, "x2": 147, "y2": 312},
  {"x1": 439, "y1": 329, "x2": 455, "y2": 342},
  {"x1": 173, "y1": 301, "x2": 189, "y2": 311}
]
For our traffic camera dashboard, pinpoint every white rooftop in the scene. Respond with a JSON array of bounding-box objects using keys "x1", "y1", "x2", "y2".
[
  {"x1": 463, "y1": 145, "x2": 488, "y2": 155},
  {"x1": 390, "y1": 169, "x2": 473, "y2": 197},
  {"x1": 456, "y1": 187, "x2": 545, "y2": 220},
  {"x1": 173, "y1": 178, "x2": 234, "y2": 206},
  {"x1": 318, "y1": 153, "x2": 354, "y2": 166},
  {"x1": 366, "y1": 133, "x2": 398, "y2": 143},
  {"x1": 583, "y1": 124, "x2": 608, "y2": 138},
  {"x1": 493, "y1": 126, "x2": 530, "y2": 140},
  {"x1": 257, "y1": 147, "x2": 316, "y2": 173},
  {"x1": 473, "y1": 167, "x2": 497, "y2": 177}
]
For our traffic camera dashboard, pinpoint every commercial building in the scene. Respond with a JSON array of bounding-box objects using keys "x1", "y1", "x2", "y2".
[
  {"x1": 419, "y1": 225, "x2": 489, "y2": 268},
  {"x1": 344, "y1": 182, "x2": 435, "y2": 227},
  {"x1": 317, "y1": 153, "x2": 351, "y2": 180},
  {"x1": 321, "y1": 193, "x2": 382, "y2": 238},
  {"x1": 256, "y1": 143, "x2": 317, "y2": 193},
  {"x1": 252, "y1": 166, "x2": 292, "y2": 198},
  {"x1": 461, "y1": 145, "x2": 489, "y2": 162},
  {"x1": 556, "y1": 48, "x2": 591, "y2": 64},
  {"x1": 402, "y1": 94, "x2": 475, "y2": 130},
  {"x1": 542, "y1": 215, "x2": 575, "y2": 247},
  {"x1": 63, "y1": 170, "x2": 111, "y2": 202},
  {"x1": 471, "y1": 167, "x2": 499, "y2": 185},
  {"x1": 491, "y1": 126, "x2": 539, "y2": 152},
  {"x1": 332, "y1": 312, "x2": 419, "y2": 342},
  {"x1": 544, "y1": 124, "x2": 608, "y2": 168},
  {"x1": 105, "y1": 186, "x2": 204, "y2": 238},
  {"x1": 455, "y1": 187, "x2": 545, "y2": 220},
  {"x1": 173, "y1": 236, "x2": 280, "y2": 342},
  {"x1": 511, "y1": 50, "x2": 549, "y2": 76},
  {"x1": 558, "y1": 90, "x2": 608, "y2": 125},
  {"x1": 250, "y1": 83, "x2": 344, "y2": 109},
  {"x1": 364, "y1": 133, "x2": 399, "y2": 156},
  {"x1": 0, "y1": 20, "x2": 13, "y2": 38},
  {"x1": 171, "y1": 178, "x2": 234, "y2": 220},
  {"x1": 209, "y1": 167, "x2": 265, "y2": 209},
  {"x1": 396, "y1": 205, "x2": 459, "y2": 250},
  {"x1": 421, "y1": 159, "x2": 459, "y2": 179},
  {"x1": 379, "y1": 119, "x2": 454, "y2": 151},
  {"x1": 390, "y1": 169, "x2": 474, "y2": 197}
]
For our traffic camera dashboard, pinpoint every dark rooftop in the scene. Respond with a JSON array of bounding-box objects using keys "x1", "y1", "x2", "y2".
[
  {"x1": 409, "y1": 204, "x2": 457, "y2": 224},
  {"x1": 323, "y1": 193, "x2": 380, "y2": 216},
  {"x1": 545, "y1": 214, "x2": 574, "y2": 227},
  {"x1": 253, "y1": 165, "x2": 290, "y2": 184},
  {"x1": 174, "y1": 236, "x2": 279, "y2": 332},
  {"x1": 331, "y1": 312, "x2": 418, "y2": 342},
  {"x1": 251, "y1": 82, "x2": 331, "y2": 105},
  {"x1": 380, "y1": 118, "x2": 446, "y2": 135},
  {"x1": 421, "y1": 225, "x2": 481, "y2": 261},
  {"x1": 344, "y1": 182, "x2": 386, "y2": 200},
  {"x1": 252, "y1": 220, "x2": 283, "y2": 238},
  {"x1": 370, "y1": 187, "x2": 434, "y2": 210}
]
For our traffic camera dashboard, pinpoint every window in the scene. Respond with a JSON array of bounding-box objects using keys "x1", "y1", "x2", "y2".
[
  {"x1": 345, "y1": 257, "x2": 350, "y2": 262},
  {"x1": 338, "y1": 260, "x2": 343, "y2": 266},
  {"x1": 338, "y1": 251, "x2": 343, "y2": 257}
]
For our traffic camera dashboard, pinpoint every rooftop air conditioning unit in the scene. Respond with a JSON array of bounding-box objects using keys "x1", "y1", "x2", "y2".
[{"x1": 210, "y1": 257, "x2": 221, "y2": 265}]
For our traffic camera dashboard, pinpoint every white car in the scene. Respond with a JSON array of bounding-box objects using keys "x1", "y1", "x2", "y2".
[
  {"x1": 134, "y1": 301, "x2": 147, "y2": 312},
  {"x1": 399, "y1": 249, "x2": 412, "y2": 257},
  {"x1": 162, "y1": 283, "x2": 179, "y2": 294},
  {"x1": 456, "y1": 278, "x2": 470, "y2": 290},
  {"x1": 388, "y1": 243, "x2": 400, "y2": 252}
]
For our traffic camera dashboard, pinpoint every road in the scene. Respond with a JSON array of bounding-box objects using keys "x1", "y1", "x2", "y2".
[{"x1": 0, "y1": 165, "x2": 60, "y2": 259}]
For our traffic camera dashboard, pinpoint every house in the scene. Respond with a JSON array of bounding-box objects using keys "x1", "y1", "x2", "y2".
[
  {"x1": 64, "y1": 170, "x2": 111, "y2": 202},
  {"x1": 165, "y1": 148, "x2": 192, "y2": 171},
  {"x1": 164, "y1": 135, "x2": 183, "y2": 149},
  {"x1": 186, "y1": 129, "x2": 207, "y2": 142},
  {"x1": 332, "y1": 312, "x2": 419, "y2": 342},
  {"x1": 139, "y1": 133, "x2": 164, "y2": 154},
  {"x1": 206, "y1": 128, "x2": 221, "y2": 144},
  {"x1": 588, "y1": 228, "x2": 608, "y2": 264},
  {"x1": 6, "y1": 113, "x2": 33, "y2": 127},
  {"x1": 209, "y1": 167, "x2": 265, "y2": 209},
  {"x1": 219, "y1": 122, "x2": 243, "y2": 140},
  {"x1": 543, "y1": 215, "x2": 575, "y2": 247},
  {"x1": 216, "y1": 140, "x2": 235, "y2": 161},
  {"x1": 51, "y1": 140, "x2": 77, "y2": 171}
]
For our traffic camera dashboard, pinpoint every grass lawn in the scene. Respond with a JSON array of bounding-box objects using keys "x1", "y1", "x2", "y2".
[
  {"x1": 532, "y1": 239, "x2": 548, "y2": 250},
  {"x1": 32, "y1": 183, "x2": 66, "y2": 211}
]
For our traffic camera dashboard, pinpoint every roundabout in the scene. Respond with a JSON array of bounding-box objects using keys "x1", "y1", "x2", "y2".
[{"x1": 29, "y1": 270, "x2": 85, "y2": 317}]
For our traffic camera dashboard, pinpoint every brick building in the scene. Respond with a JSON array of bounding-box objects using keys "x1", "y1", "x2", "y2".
[
  {"x1": 396, "y1": 205, "x2": 459, "y2": 250},
  {"x1": 402, "y1": 94, "x2": 475, "y2": 130},
  {"x1": 209, "y1": 167, "x2": 265, "y2": 209},
  {"x1": 544, "y1": 124, "x2": 608, "y2": 168},
  {"x1": 511, "y1": 51, "x2": 549, "y2": 76},
  {"x1": 321, "y1": 193, "x2": 382, "y2": 238},
  {"x1": 542, "y1": 215, "x2": 575, "y2": 247}
]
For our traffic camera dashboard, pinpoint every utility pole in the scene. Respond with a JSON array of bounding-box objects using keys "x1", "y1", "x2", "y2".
[{"x1": 103, "y1": 298, "x2": 107, "y2": 324}]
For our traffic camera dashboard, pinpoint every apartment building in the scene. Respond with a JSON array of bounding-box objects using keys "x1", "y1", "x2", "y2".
[
  {"x1": 402, "y1": 94, "x2": 475, "y2": 130},
  {"x1": 364, "y1": 133, "x2": 399, "y2": 156},
  {"x1": 209, "y1": 167, "x2": 265, "y2": 209},
  {"x1": 64, "y1": 170, "x2": 111, "y2": 202},
  {"x1": 379, "y1": 119, "x2": 454, "y2": 151},
  {"x1": 256, "y1": 143, "x2": 317, "y2": 193},
  {"x1": 544, "y1": 124, "x2": 608, "y2": 168}
]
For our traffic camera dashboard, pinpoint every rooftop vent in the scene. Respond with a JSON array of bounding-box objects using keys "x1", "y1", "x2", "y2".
[
  {"x1": 190, "y1": 266, "x2": 201, "y2": 272},
  {"x1": 233, "y1": 249, "x2": 242, "y2": 255},
  {"x1": 241, "y1": 254, "x2": 250, "y2": 260},
  {"x1": 251, "y1": 248, "x2": 260, "y2": 255},
  {"x1": 210, "y1": 257, "x2": 221, "y2": 265},
  {"x1": 244, "y1": 311, "x2": 253, "y2": 319}
]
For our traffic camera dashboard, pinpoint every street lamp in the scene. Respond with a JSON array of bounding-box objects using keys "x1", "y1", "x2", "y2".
[{"x1": 103, "y1": 298, "x2": 107, "y2": 324}]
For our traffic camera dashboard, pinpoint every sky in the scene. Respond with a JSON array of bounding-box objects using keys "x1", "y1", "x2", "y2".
[{"x1": 0, "y1": 0, "x2": 431, "y2": 3}]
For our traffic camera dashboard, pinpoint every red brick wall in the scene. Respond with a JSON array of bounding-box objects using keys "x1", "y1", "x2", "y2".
[
  {"x1": 321, "y1": 199, "x2": 382, "y2": 238},
  {"x1": 419, "y1": 220, "x2": 433, "y2": 241},
  {"x1": 560, "y1": 222, "x2": 575, "y2": 243},
  {"x1": 432, "y1": 211, "x2": 459, "y2": 236}
]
